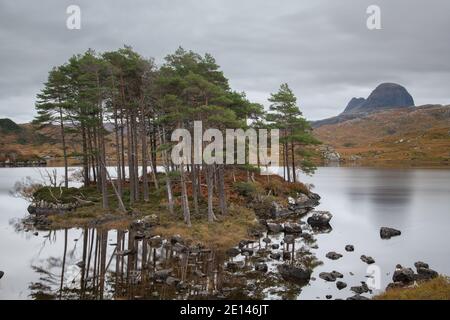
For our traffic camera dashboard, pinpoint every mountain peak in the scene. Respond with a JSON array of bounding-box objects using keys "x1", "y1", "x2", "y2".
[{"x1": 342, "y1": 83, "x2": 414, "y2": 115}]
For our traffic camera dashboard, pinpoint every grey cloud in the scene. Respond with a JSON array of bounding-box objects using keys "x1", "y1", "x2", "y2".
[{"x1": 0, "y1": 0, "x2": 449, "y2": 123}]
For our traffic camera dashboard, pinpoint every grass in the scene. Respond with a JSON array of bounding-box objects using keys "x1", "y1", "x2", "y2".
[{"x1": 374, "y1": 276, "x2": 450, "y2": 300}]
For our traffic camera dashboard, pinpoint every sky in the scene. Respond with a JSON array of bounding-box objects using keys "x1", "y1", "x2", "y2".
[{"x1": 1, "y1": 0, "x2": 449, "y2": 123}]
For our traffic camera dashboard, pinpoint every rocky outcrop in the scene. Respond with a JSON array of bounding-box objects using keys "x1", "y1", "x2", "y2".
[
  {"x1": 342, "y1": 83, "x2": 414, "y2": 115},
  {"x1": 318, "y1": 145, "x2": 341, "y2": 162}
]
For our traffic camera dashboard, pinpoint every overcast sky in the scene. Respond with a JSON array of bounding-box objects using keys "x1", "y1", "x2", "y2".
[{"x1": 1, "y1": 0, "x2": 449, "y2": 123}]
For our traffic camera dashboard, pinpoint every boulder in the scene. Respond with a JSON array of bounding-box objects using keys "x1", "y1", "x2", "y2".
[
  {"x1": 0, "y1": 271, "x2": 4, "y2": 280},
  {"x1": 350, "y1": 282, "x2": 370, "y2": 294},
  {"x1": 319, "y1": 272, "x2": 336, "y2": 282},
  {"x1": 360, "y1": 255, "x2": 375, "y2": 264},
  {"x1": 416, "y1": 267, "x2": 438, "y2": 280},
  {"x1": 326, "y1": 295, "x2": 332, "y2": 300},
  {"x1": 392, "y1": 267, "x2": 415, "y2": 284},
  {"x1": 414, "y1": 261, "x2": 429, "y2": 270},
  {"x1": 278, "y1": 264, "x2": 311, "y2": 284},
  {"x1": 331, "y1": 271, "x2": 344, "y2": 279},
  {"x1": 266, "y1": 222, "x2": 283, "y2": 233},
  {"x1": 326, "y1": 251, "x2": 343, "y2": 260},
  {"x1": 255, "y1": 262, "x2": 268, "y2": 272},
  {"x1": 271, "y1": 244, "x2": 280, "y2": 250},
  {"x1": 284, "y1": 222, "x2": 302, "y2": 234},
  {"x1": 345, "y1": 245, "x2": 354, "y2": 252},
  {"x1": 262, "y1": 237, "x2": 271, "y2": 244},
  {"x1": 307, "y1": 211, "x2": 333, "y2": 227},
  {"x1": 336, "y1": 281, "x2": 347, "y2": 290},
  {"x1": 241, "y1": 248, "x2": 254, "y2": 256},
  {"x1": 380, "y1": 227, "x2": 401, "y2": 239},
  {"x1": 283, "y1": 252, "x2": 291, "y2": 260}
]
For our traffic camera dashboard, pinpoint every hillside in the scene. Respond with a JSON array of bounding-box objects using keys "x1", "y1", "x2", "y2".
[{"x1": 313, "y1": 105, "x2": 450, "y2": 165}]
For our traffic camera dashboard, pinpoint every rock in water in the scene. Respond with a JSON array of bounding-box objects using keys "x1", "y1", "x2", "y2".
[
  {"x1": 283, "y1": 222, "x2": 302, "y2": 234},
  {"x1": 326, "y1": 252, "x2": 343, "y2": 260},
  {"x1": 360, "y1": 255, "x2": 375, "y2": 264},
  {"x1": 0, "y1": 271, "x2": 4, "y2": 279},
  {"x1": 278, "y1": 264, "x2": 311, "y2": 284},
  {"x1": 345, "y1": 245, "x2": 354, "y2": 252},
  {"x1": 336, "y1": 281, "x2": 347, "y2": 290},
  {"x1": 380, "y1": 227, "x2": 401, "y2": 239},
  {"x1": 319, "y1": 272, "x2": 336, "y2": 282},
  {"x1": 307, "y1": 211, "x2": 333, "y2": 227}
]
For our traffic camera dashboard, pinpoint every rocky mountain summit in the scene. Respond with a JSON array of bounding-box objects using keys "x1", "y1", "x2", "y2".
[
  {"x1": 312, "y1": 83, "x2": 415, "y2": 128},
  {"x1": 342, "y1": 83, "x2": 414, "y2": 115}
]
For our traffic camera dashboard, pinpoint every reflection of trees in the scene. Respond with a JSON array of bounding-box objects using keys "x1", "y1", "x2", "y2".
[{"x1": 28, "y1": 227, "x2": 322, "y2": 300}]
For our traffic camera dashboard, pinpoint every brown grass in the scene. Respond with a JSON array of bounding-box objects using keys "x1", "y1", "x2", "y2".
[
  {"x1": 154, "y1": 203, "x2": 259, "y2": 249},
  {"x1": 374, "y1": 276, "x2": 450, "y2": 300}
]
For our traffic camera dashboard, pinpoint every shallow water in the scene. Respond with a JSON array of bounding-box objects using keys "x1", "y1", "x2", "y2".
[{"x1": 0, "y1": 166, "x2": 449, "y2": 300}]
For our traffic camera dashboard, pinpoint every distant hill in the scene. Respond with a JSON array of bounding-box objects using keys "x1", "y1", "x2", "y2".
[
  {"x1": 313, "y1": 104, "x2": 450, "y2": 165},
  {"x1": 0, "y1": 118, "x2": 23, "y2": 133},
  {"x1": 312, "y1": 83, "x2": 415, "y2": 128}
]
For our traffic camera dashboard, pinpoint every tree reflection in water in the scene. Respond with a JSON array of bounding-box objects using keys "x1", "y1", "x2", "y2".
[{"x1": 28, "y1": 227, "x2": 322, "y2": 300}]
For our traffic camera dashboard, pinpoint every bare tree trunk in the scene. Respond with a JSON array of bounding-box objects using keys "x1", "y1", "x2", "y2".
[
  {"x1": 58, "y1": 108, "x2": 69, "y2": 188},
  {"x1": 218, "y1": 164, "x2": 228, "y2": 215},
  {"x1": 140, "y1": 102, "x2": 149, "y2": 201},
  {"x1": 291, "y1": 141, "x2": 296, "y2": 183},
  {"x1": 206, "y1": 165, "x2": 217, "y2": 223},
  {"x1": 59, "y1": 228, "x2": 68, "y2": 300},
  {"x1": 180, "y1": 165, "x2": 191, "y2": 226},
  {"x1": 127, "y1": 117, "x2": 135, "y2": 204}
]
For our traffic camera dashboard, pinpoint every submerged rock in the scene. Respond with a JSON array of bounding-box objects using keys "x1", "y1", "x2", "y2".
[
  {"x1": 380, "y1": 227, "x2": 401, "y2": 239},
  {"x1": 307, "y1": 211, "x2": 333, "y2": 227}
]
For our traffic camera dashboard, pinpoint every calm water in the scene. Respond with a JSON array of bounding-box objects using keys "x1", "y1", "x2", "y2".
[{"x1": 0, "y1": 166, "x2": 449, "y2": 299}]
